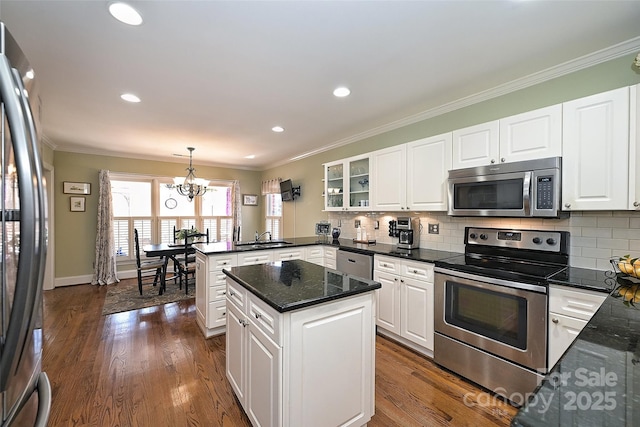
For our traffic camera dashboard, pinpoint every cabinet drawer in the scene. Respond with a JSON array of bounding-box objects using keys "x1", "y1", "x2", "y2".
[
  {"x1": 273, "y1": 248, "x2": 304, "y2": 261},
  {"x1": 210, "y1": 254, "x2": 237, "y2": 271},
  {"x1": 305, "y1": 246, "x2": 323, "y2": 259},
  {"x1": 402, "y1": 260, "x2": 434, "y2": 282},
  {"x1": 210, "y1": 271, "x2": 228, "y2": 287},
  {"x1": 210, "y1": 285, "x2": 227, "y2": 302},
  {"x1": 323, "y1": 247, "x2": 337, "y2": 261},
  {"x1": 248, "y1": 296, "x2": 281, "y2": 345},
  {"x1": 207, "y1": 300, "x2": 227, "y2": 328},
  {"x1": 237, "y1": 251, "x2": 273, "y2": 265},
  {"x1": 374, "y1": 255, "x2": 400, "y2": 274},
  {"x1": 549, "y1": 286, "x2": 606, "y2": 321},
  {"x1": 226, "y1": 279, "x2": 247, "y2": 311}
]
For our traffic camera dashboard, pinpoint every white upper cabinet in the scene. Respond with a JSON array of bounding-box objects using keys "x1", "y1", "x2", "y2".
[
  {"x1": 562, "y1": 87, "x2": 630, "y2": 211},
  {"x1": 499, "y1": 104, "x2": 562, "y2": 163},
  {"x1": 630, "y1": 84, "x2": 640, "y2": 210},
  {"x1": 406, "y1": 133, "x2": 452, "y2": 211},
  {"x1": 452, "y1": 105, "x2": 562, "y2": 169},
  {"x1": 371, "y1": 145, "x2": 406, "y2": 211},
  {"x1": 452, "y1": 120, "x2": 499, "y2": 169},
  {"x1": 324, "y1": 154, "x2": 371, "y2": 211},
  {"x1": 371, "y1": 133, "x2": 452, "y2": 211}
]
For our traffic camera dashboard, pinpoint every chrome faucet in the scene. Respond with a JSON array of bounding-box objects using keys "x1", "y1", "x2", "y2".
[{"x1": 255, "y1": 231, "x2": 272, "y2": 242}]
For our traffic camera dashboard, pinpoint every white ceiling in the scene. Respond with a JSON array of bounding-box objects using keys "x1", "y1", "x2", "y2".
[{"x1": 1, "y1": 0, "x2": 640, "y2": 170}]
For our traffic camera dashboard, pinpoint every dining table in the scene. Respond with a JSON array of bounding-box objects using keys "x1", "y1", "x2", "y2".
[{"x1": 142, "y1": 243, "x2": 196, "y2": 294}]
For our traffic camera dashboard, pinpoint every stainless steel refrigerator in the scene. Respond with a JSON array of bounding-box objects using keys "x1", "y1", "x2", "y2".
[{"x1": 0, "y1": 22, "x2": 51, "y2": 426}]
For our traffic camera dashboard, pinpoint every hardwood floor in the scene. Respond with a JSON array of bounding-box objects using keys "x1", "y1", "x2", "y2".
[{"x1": 42, "y1": 280, "x2": 517, "y2": 426}]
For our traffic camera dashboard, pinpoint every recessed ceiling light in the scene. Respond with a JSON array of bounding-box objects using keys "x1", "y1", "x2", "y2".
[
  {"x1": 244, "y1": 155, "x2": 256, "y2": 159},
  {"x1": 272, "y1": 126, "x2": 284, "y2": 133},
  {"x1": 25, "y1": 69, "x2": 34, "y2": 80},
  {"x1": 333, "y1": 87, "x2": 351, "y2": 97},
  {"x1": 120, "y1": 93, "x2": 141, "y2": 103},
  {"x1": 109, "y1": 2, "x2": 143, "y2": 26}
]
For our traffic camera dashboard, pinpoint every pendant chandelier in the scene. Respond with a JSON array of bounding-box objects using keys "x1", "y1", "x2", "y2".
[{"x1": 173, "y1": 147, "x2": 209, "y2": 201}]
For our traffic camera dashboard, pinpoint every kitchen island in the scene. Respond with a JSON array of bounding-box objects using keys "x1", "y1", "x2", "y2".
[{"x1": 223, "y1": 260, "x2": 381, "y2": 427}]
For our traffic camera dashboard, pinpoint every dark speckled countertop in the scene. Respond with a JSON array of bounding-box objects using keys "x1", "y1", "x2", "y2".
[
  {"x1": 194, "y1": 236, "x2": 458, "y2": 263},
  {"x1": 223, "y1": 260, "x2": 381, "y2": 313},
  {"x1": 513, "y1": 267, "x2": 640, "y2": 426}
]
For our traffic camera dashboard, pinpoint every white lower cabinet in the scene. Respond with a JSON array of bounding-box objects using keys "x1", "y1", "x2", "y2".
[
  {"x1": 373, "y1": 255, "x2": 434, "y2": 354},
  {"x1": 195, "y1": 252, "x2": 238, "y2": 338},
  {"x1": 324, "y1": 246, "x2": 337, "y2": 269},
  {"x1": 272, "y1": 247, "x2": 304, "y2": 261},
  {"x1": 304, "y1": 245, "x2": 324, "y2": 266},
  {"x1": 226, "y1": 277, "x2": 375, "y2": 427},
  {"x1": 548, "y1": 285, "x2": 607, "y2": 368}
]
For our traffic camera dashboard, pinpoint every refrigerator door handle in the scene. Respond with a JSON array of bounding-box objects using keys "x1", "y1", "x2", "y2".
[
  {"x1": 33, "y1": 372, "x2": 51, "y2": 427},
  {"x1": 0, "y1": 53, "x2": 41, "y2": 391}
]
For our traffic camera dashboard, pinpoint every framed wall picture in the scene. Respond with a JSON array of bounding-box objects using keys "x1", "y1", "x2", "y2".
[
  {"x1": 63, "y1": 182, "x2": 91, "y2": 195},
  {"x1": 70, "y1": 196, "x2": 86, "y2": 212},
  {"x1": 243, "y1": 194, "x2": 258, "y2": 206}
]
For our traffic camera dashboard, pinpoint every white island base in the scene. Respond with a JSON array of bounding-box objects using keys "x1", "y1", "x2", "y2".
[{"x1": 226, "y1": 276, "x2": 376, "y2": 427}]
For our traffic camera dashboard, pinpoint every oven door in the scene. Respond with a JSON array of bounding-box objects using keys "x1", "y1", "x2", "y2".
[{"x1": 434, "y1": 269, "x2": 547, "y2": 371}]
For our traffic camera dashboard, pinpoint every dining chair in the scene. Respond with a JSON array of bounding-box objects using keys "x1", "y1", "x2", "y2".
[
  {"x1": 134, "y1": 228, "x2": 165, "y2": 295},
  {"x1": 176, "y1": 229, "x2": 209, "y2": 294}
]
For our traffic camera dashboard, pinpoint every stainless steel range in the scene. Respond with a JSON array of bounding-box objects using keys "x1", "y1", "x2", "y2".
[{"x1": 434, "y1": 227, "x2": 569, "y2": 403}]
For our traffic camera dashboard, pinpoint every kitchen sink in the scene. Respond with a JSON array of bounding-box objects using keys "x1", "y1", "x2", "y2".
[{"x1": 235, "y1": 240, "x2": 292, "y2": 247}]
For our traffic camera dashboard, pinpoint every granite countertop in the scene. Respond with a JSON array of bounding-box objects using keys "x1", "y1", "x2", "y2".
[
  {"x1": 512, "y1": 268, "x2": 640, "y2": 426},
  {"x1": 194, "y1": 236, "x2": 458, "y2": 264},
  {"x1": 223, "y1": 260, "x2": 381, "y2": 313}
]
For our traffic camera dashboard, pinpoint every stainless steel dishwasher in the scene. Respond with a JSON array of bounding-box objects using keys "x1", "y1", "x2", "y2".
[{"x1": 336, "y1": 249, "x2": 373, "y2": 280}]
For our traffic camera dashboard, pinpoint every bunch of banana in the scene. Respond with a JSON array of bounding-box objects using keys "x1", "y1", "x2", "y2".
[{"x1": 617, "y1": 255, "x2": 640, "y2": 278}]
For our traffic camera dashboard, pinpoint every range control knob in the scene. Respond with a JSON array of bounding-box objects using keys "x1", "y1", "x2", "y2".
[
  {"x1": 546, "y1": 238, "x2": 557, "y2": 246},
  {"x1": 479, "y1": 233, "x2": 488, "y2": 240},
  {"x1": 532, "y1": 237, "x2": 542, "y2": 244},
  {"x1": 469, "y1": 233, "x2": 477, "y2": 240}
]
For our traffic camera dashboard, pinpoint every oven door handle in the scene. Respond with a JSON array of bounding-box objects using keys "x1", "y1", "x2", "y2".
[
  {"x1": 523, "y1": 171, "x2": 532, "y2": 216},
  {"x1": 434, "y1": 267, "x2": 548, "y2": 294}
]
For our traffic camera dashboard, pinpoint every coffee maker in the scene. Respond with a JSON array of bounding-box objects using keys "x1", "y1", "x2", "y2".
[{"x1": 388, "y1": 217, "x2": 420, "y2": 249}]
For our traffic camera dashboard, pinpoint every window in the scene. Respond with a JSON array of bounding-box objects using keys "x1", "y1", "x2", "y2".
[
  {"x1": 111, "y1": 175, "x2": 234, "y2": 261},
  {"x1": 265, "y1": 193, "x2": 282, "y2": 239}
]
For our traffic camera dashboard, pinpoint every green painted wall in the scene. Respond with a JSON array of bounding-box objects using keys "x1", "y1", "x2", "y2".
[
  {"x1": 53, "y1": 152, "x2": 262, "y2": 279},
  {"x1": 262, "y1": 54, "x2": 640, "y2": 237}
]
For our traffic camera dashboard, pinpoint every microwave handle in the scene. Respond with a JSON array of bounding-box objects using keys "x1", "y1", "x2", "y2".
[{"x1": 523, "y1": 171, "x2": 532, "y2": 215}]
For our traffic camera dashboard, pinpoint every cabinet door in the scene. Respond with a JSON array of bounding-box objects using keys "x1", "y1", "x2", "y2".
[
  {"x1": 371, "y1": 145, "x2": 406, "y2": 211},
  {"x1": 324, "y1": 160, "x2": 345, "y2": 211},
  {"x1": 400, "y1": 278, "x2": 434, "y2": 351},
  {"x1": 499, "y1": 104, "x2": 562, "y2": 163},
  {"x1": 195, "y1": 255, "x2": 207, "y2": 322},
  {"x1": 631, "y1": 84, "x2": 640, "y2": 210},
  {"x1": 452, "y1": 120, "x2": 499, "y2": 169},
  {"x1": 226, "y1": 301, "x2": 246, "y2": 402},
  {"x1": 373, "y1": 271, "x2": 400, "y2": 334},
  {"x1": 347, "y1": 156, "x2": 371, "y2": 210},
  {"x1": 407, "y1": 133, "x2": 452, "y2": 211},
  {"x1": 562, "y1": 87, "x2": 630, "y2": 210},
  {"x1": 548, "y1": 312, "x2": 587, "y2": 369},
  {"x1": 246, "y1": 324, "x2": 281, "y2": 427}
]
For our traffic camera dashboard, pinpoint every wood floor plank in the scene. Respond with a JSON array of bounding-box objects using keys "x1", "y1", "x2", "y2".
[{"x1": 42, "y1": 280, "x2": 516, "y2": 426}]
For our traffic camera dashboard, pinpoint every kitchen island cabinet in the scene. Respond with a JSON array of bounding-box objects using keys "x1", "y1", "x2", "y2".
[{"x1": 224, "y1": 260, "x2": 380, "y2": 427}]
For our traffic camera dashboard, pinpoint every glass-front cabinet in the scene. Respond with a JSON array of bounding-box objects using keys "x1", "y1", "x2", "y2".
[{"x1": 324, "y1": 155, "x2": 371, "y2": 211}]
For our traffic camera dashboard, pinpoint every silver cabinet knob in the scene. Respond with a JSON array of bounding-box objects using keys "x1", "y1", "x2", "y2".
[
  {"x1": 634, "y1": 202, "x2": 640, "y2": 207},
  {"x1": 490, "y1": 159, "x2": 496, "y2": 164},
  {"x1": 552, "y1": 318, "x2": 559, "y2": 324},
  {"x1": 229, "y1": 290, "x2": 235, "y2": 297},
  {"x1": 564, "y1": 203, "x2": 571, "y2": 208},
  {"x1": 255, "y1": 312, "x2": 262, "y2": 319},
  {"x1": 501, "y1": 158, "x2": 506, "y2": 163}
]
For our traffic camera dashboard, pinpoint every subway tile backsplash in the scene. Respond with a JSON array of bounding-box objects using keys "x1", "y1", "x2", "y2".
[{"x1": 326, "y1": 211, "x2": 640, "y2": 271}]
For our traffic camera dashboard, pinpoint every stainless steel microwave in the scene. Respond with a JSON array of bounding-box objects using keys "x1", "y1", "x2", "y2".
[{"x1": 447, "y1": 157, "x2": 566, "y2": 217}]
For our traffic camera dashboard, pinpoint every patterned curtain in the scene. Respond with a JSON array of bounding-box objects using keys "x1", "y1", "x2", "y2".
[
  {"x1": 232, "y1": 180, "x2": 242, "y2": 242},
  {"x1": 91, "y1": 170, "x2": 119, "y2": 285},
  {"x1": 261, "y1": 178, "x2": 281, "y2": 195}
]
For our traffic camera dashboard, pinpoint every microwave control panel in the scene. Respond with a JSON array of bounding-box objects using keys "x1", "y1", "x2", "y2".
[{"x1": 536, "y1": 176, "x2": 554, "y2": 210}]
